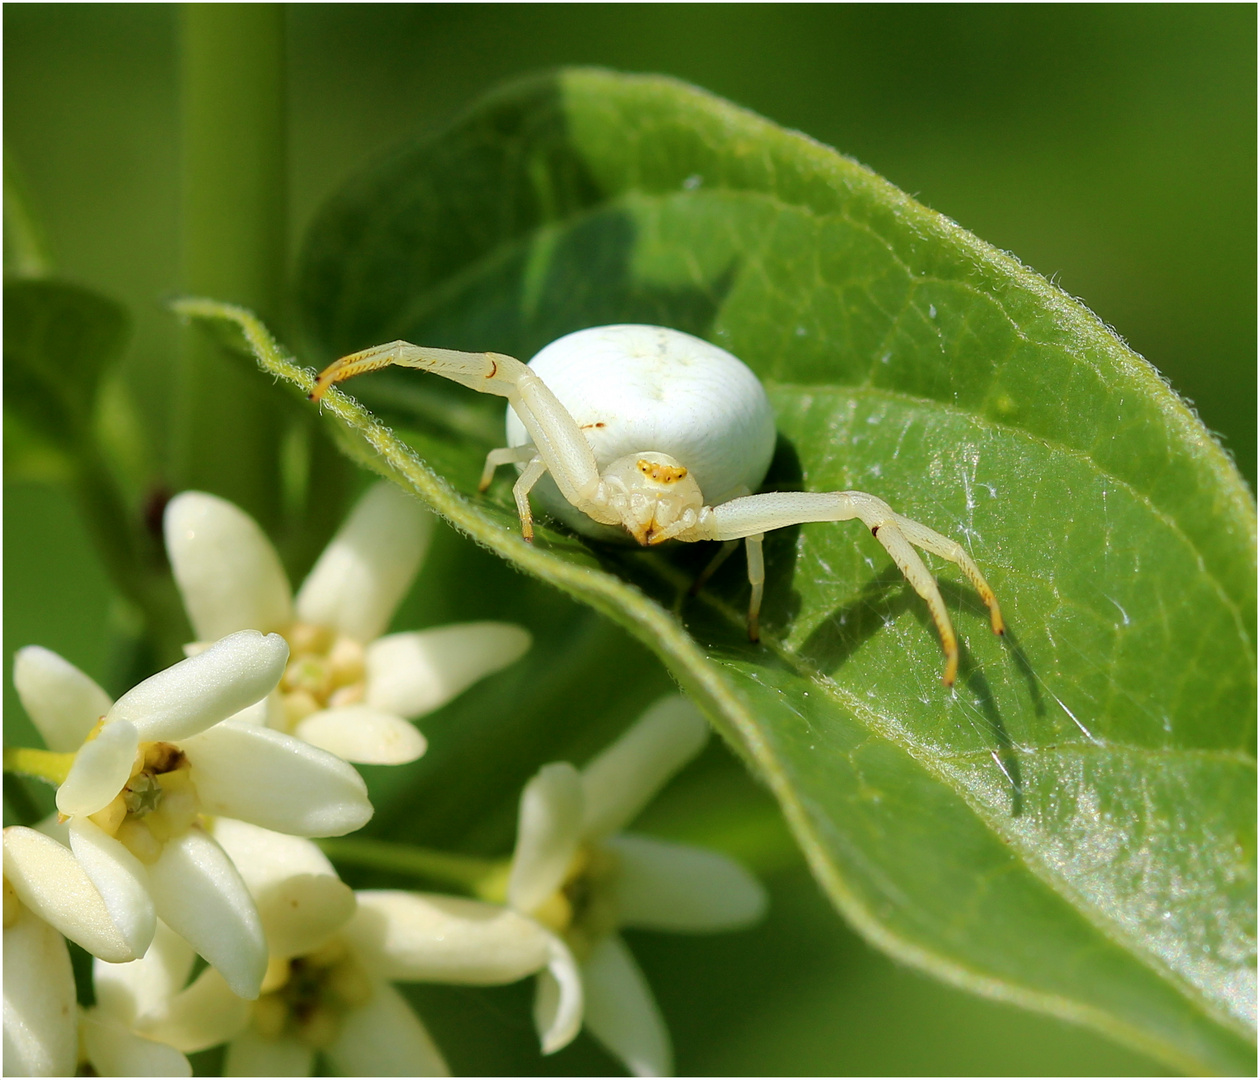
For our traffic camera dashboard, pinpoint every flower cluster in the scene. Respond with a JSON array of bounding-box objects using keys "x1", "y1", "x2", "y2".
[
  {"x1": 163, "y1": 482, "x2": 531, "y2": 764},
  {"x1": 4, "y1": 484, "x2": 766, "y2": 1077}
]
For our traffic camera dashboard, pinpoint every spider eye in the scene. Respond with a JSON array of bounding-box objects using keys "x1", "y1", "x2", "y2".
[{"x1": 636, "y1": 459, "x2": 688, "y2": 484}]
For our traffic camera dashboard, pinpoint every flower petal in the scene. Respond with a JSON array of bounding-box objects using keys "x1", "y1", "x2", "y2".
[
  {"x1": 211, "y1": 818, "x2": 355, "y2": 958},
  {"x1": 507, "y1": 762, "x2": 584, "y2": 914},
  {"x1": 326, "y1": 980, "x2": 449, "y2": 1077},
  {"x1": 294, "y1": 705, "x2": 427, "y2": 765},
  {"x1": 67, "y1": 817, "x2": 156, "y2": 958},
  {"x1": 4, "y1": 825, "x2": 135, "y2": 963},
  {"x1": 346, "y1": 891, "x2": 552, "y2": 983},
  {"x1": 139, "y1": 966, "x2": 252, "y2": 1054},
  {"x1": 604, "y1": 834, "x2": 768, "y2": 932},
  {"x1": 3, "y1": 905, "x2": 78, "y2": 1078},
  {"x1": 583, "y1": 934, "x2": 672, "y2": 1077},
  {"x1": 147, "y1": 829, "x2": 267, "y2": 1000},
  {"x1": 532, "y1": 935, "x2": 584, "y2": 1055},
  {"x1": 92, "y1": 920, "x2": 195, "y2": 1027},
  {"x1": 164, "y1": 491, "x2": 295, "y2": 640},
  {"x1": 108, "y1": 630, "x2": 289, "y2": 742},
  {"x1": 295, "y1": 481, "x2": 434, "y2": 644},
  {"x1": 80, "y1": 1010, "x2": 192, "y2": 1077},
  {"x1": 580, "y1": 695, "x2": 709, "y2": 839},
  {"x1": 224, "y1": 689, "x2": 278, "y2": 728},
  {"x1": 13, "y1": 645, "x2": 113, "y2": 752},
  {"x1": 224, "y1": 1028, "x2": 314, "y2": 1077},
  {"x1": 182, "y1": 721, "x2": 372, "y2": 837},
  {"x1": 56, "y1": 717, "x2": 138, "y2": 818},
  {"x1": 364, "y1": 623, "x2": 531, "y2": 719}
]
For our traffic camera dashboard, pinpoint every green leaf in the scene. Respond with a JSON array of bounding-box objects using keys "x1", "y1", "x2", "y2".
[
  {"x1": 216, "y1": 67, "x2": 1258, "y2": 1074},
  {"x1": 4, "y1": 279, "x2": 128, "y2": 443}
]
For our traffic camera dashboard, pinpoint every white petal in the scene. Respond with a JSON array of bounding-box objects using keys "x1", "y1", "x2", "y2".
[
  {"x1": 108, "y1": 630, "x2": 289, "y2": 742},
  {"x1": 295, "y1": 481, "x2": 434, "y2": 644},
  {"x1": 580, "y1": 695, "x2": 709, "y2": 839},
  {"x1": 139, "y1": 966, "x2": 252, "y2": 1054},
  {"x1": 147, "y1": 829, "x2": 267, "y2": 1000},
  {"x1": 326, "y1": 980, "x2": 449, "y2": 1077},
  {"x1": 67, "y1": 817, "x2": 156, "y2": 958},
  {"x1": 4, "y1": 825, "x2": 135, "y2": 963},
  {"x1": 210, "y1": 818, "x2": 354, "y2": 958},
  {"x1": 295, "y1": 705, "x2": 427, "y2": 765},
  {"x1": 182, "y1": 721, "x2": 372, "y2": 837},
  {"x1": 346, "y1": 891, "x2": 552, "y2": 983},
  {"x1": 93, "y1": 920, "x2": 194, "y2": 1027},
  {"x1": 223, "y1": 689, "x2": 277, "y2": 727},
  {"x1": 507, "y1": 762, "x2": 584, "y2": 914},
  {"x1": 210, "y1": 817, "x2": 338, "y2": 879},
  {"x1": 583, "y1": 935, "x2": 672, "y2": 1077},
  {"x1": 532, "y1": 935, "x2": 584, "y2": 1055},
  {"x1": 164, "y1": 490, "x2": 295, "y2": 640},
  {"x1": 13, "y1": 645, "x2": 113, "y2": 752},
  {"x1": 56, "y1": 718, "x2": 138, "y2": 817},
  {"x1": 224, "y1": 1028, "x2": 314, "y2": 1077},
  {"x1": 3, "y1": 906, "x2": 78, "y2": 1078},
  {"x1": 364, "y1": 623, "x2": 531, "y2": 719},
  {"x1": 80, "y1": 1010, "x2": 192, "y2": 1077},
  {"x1": 605, "y1": 834, "x2": 768, "y2": 932}
]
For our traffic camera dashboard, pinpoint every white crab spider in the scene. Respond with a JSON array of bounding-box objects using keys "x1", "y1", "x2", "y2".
[{"x1": 311, "y1": 324, "x2": 1004, "y2": 685}]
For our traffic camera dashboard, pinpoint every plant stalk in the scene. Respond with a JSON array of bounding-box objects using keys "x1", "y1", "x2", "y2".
[
  {"x1": 3, "y1": 747, "x2": 76, "y2": 787},
  {"x1": 176, "y1": 3, "x2": 288, "y2": 530},
  {"x1": 318, "y1": 836, "x2": 506, "y2": 895}
]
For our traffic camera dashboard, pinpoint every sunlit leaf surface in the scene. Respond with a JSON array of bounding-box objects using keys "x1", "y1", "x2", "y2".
[{"x1": 216, "y1": 68, "x2": 1253, "y2": 1073}]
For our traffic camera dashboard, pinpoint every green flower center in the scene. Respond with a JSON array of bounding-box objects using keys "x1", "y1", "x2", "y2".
[
  {"x1": 90, "y1": 742, "x2": 200, "y2": 863},
  {"x1": 532, "y1": 844, "x2": 622, "y2": 961}
]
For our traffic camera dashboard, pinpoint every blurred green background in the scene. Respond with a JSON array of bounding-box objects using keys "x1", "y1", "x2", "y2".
[{"x1": 5, "y1": 5, "x2": 1253, "y2": 1075}]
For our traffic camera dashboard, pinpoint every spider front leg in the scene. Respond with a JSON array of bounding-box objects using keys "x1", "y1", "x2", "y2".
[
  {"x1": 695, "y1": 490, "x2": 1004, "y2": 685},
  {"x1": 312, "y1": 339, "x2": 612, "y2": 528}
]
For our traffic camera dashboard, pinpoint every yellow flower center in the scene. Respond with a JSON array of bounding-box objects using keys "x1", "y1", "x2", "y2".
[
  {"x1": 253, "y1": 937, "x2": 373, "y2": 1049},
  {"x1": 278, "y1": 623, "x2": 366, "y2": 732},
  {"x1": 531, "y1": 844, "x2": 622, "y2": 961},
  {"x1": 89, "y1": 742, "x2": 200, "y2": 863}
]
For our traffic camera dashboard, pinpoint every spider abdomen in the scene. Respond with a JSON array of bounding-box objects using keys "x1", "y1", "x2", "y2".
[{"x1": 505, "y1": 325, "x2": 776, "y2": 537}]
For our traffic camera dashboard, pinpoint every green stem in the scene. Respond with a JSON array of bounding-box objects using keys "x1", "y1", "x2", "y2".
[
  {"x1": 318, "y1": 837, "x2": 508, "y2": 896},
  {"x1": 4, "y1": 747, "x2": 75, "y2": 787},
  {"x1": 176, "y1": 3, "x2": 288, "y2": 530}
]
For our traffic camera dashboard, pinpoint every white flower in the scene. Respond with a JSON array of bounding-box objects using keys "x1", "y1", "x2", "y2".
[
  {"x1": 503, "y1": 695, "x2": 768, "y2": 1077},
  {"x1": 120, "y1": 822, "x2": 576, "y2": 1077},
  {"x1": 12, "y1": 632, "x2": 373, "y2": 1000},
  {"x1": 77, "y1": 1006, "x2": 191, "y2": 1078},
  {"x1": 163, "y1": 482, "x2": 532, "y2": 765},
  {"x1": 5, "y1": 825, "x2": 192, "y2": 1077},
  {"x1": 3, "y1": 880, "x2": 78, "y2": 1078},
  {"x1": 4, "y1": 825, "x2": 126, "y2": 1077}
]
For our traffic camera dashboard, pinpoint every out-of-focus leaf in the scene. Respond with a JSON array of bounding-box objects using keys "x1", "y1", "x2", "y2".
[
  {"x1": 195, "y1": 66, "x2": 1254, "y2": 1075},
  {"x1": 4, "y1": 279, "x2": 128, "y2": 444}
]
